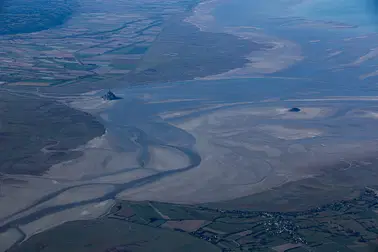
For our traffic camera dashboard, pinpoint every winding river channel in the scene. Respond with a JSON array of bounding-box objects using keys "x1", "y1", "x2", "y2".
[{"x1": 3, "y1": 0, "x2": 378, "y2": 249}]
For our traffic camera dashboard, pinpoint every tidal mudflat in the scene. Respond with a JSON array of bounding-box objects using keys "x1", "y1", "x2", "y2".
[{"x1": 3, "y1": 0, "x2": 378, "y2": 251}]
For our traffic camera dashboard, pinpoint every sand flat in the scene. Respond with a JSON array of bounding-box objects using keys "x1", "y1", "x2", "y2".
[
  {"x1": 0, "y1": 228, "x2": 23, "y2": 252},
  {"x1": 145, "y1": 146, "x2": 190, "y2": 171},
  {"x1": 7, "y1": 82, "x2": 51, "y2": 86},
  {"x1": 19, "y1": 200, "x2": 114, "y2": 240},
  {"x1": 257, "y1": 125, "x2": 322, "y2": 140}
]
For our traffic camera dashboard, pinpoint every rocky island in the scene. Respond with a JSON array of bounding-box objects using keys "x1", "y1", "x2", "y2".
[
  {"x1": 102, "y1": 90, "x2": 122, "y2": 101},
  {"x1": 289, "y1": 107, "x2": 301, "y2": 112}
]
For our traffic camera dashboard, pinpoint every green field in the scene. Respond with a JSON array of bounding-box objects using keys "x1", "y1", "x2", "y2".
[{"x1": 9, "y1": 188, "x2": 378, "y2": 252}]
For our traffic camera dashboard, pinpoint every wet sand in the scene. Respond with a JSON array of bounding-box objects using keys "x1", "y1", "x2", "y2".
[
  {"x1": 3, "y1": 0, "x2": 378, "y2": 250},
  {"x1": 186, "y1": 0, "x2": 304, "y2": 79}
]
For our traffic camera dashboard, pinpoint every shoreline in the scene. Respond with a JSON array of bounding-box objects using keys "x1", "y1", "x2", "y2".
[
  {"x1": 0, "y1": 91, "x2": 115, "y2": 251},
  {"x1": 4, "y1": 78, "x2": 378, "y2": 250},
  {"x1": 184, "y1": 0, "x2": 304, "y2": 79},
  {"x1": 184, "y1": 0, "x2": 221, "y2": 32},
  {"x1": 4, "y1": 0, "x2": 378, "y2": 250}
]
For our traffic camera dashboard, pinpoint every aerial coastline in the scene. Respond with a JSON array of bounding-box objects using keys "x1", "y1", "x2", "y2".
[
  {"x1": 3, "y1": 0, "x2": 378, "y2": 251},
  {"x1": 186, "y1": 0, "x2": 304, "y2": 80}
]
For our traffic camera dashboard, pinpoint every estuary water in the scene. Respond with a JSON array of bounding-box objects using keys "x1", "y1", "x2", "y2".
[{"x1": 5, "y1": 1, "x2": 378, "y2": 251}]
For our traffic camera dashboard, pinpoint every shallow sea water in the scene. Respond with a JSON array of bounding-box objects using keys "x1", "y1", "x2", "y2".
[{"x1": 98, "y1": 0, "x2": 378, "y2": 203}]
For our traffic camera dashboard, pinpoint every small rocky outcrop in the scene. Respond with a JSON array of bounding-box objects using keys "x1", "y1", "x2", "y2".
[
  {"x1": 288, "y1": 107, "x2": 301, "y2": 112},
  {"x1": 102, "y1": 90, "x2": 121, "y2": 101}
]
